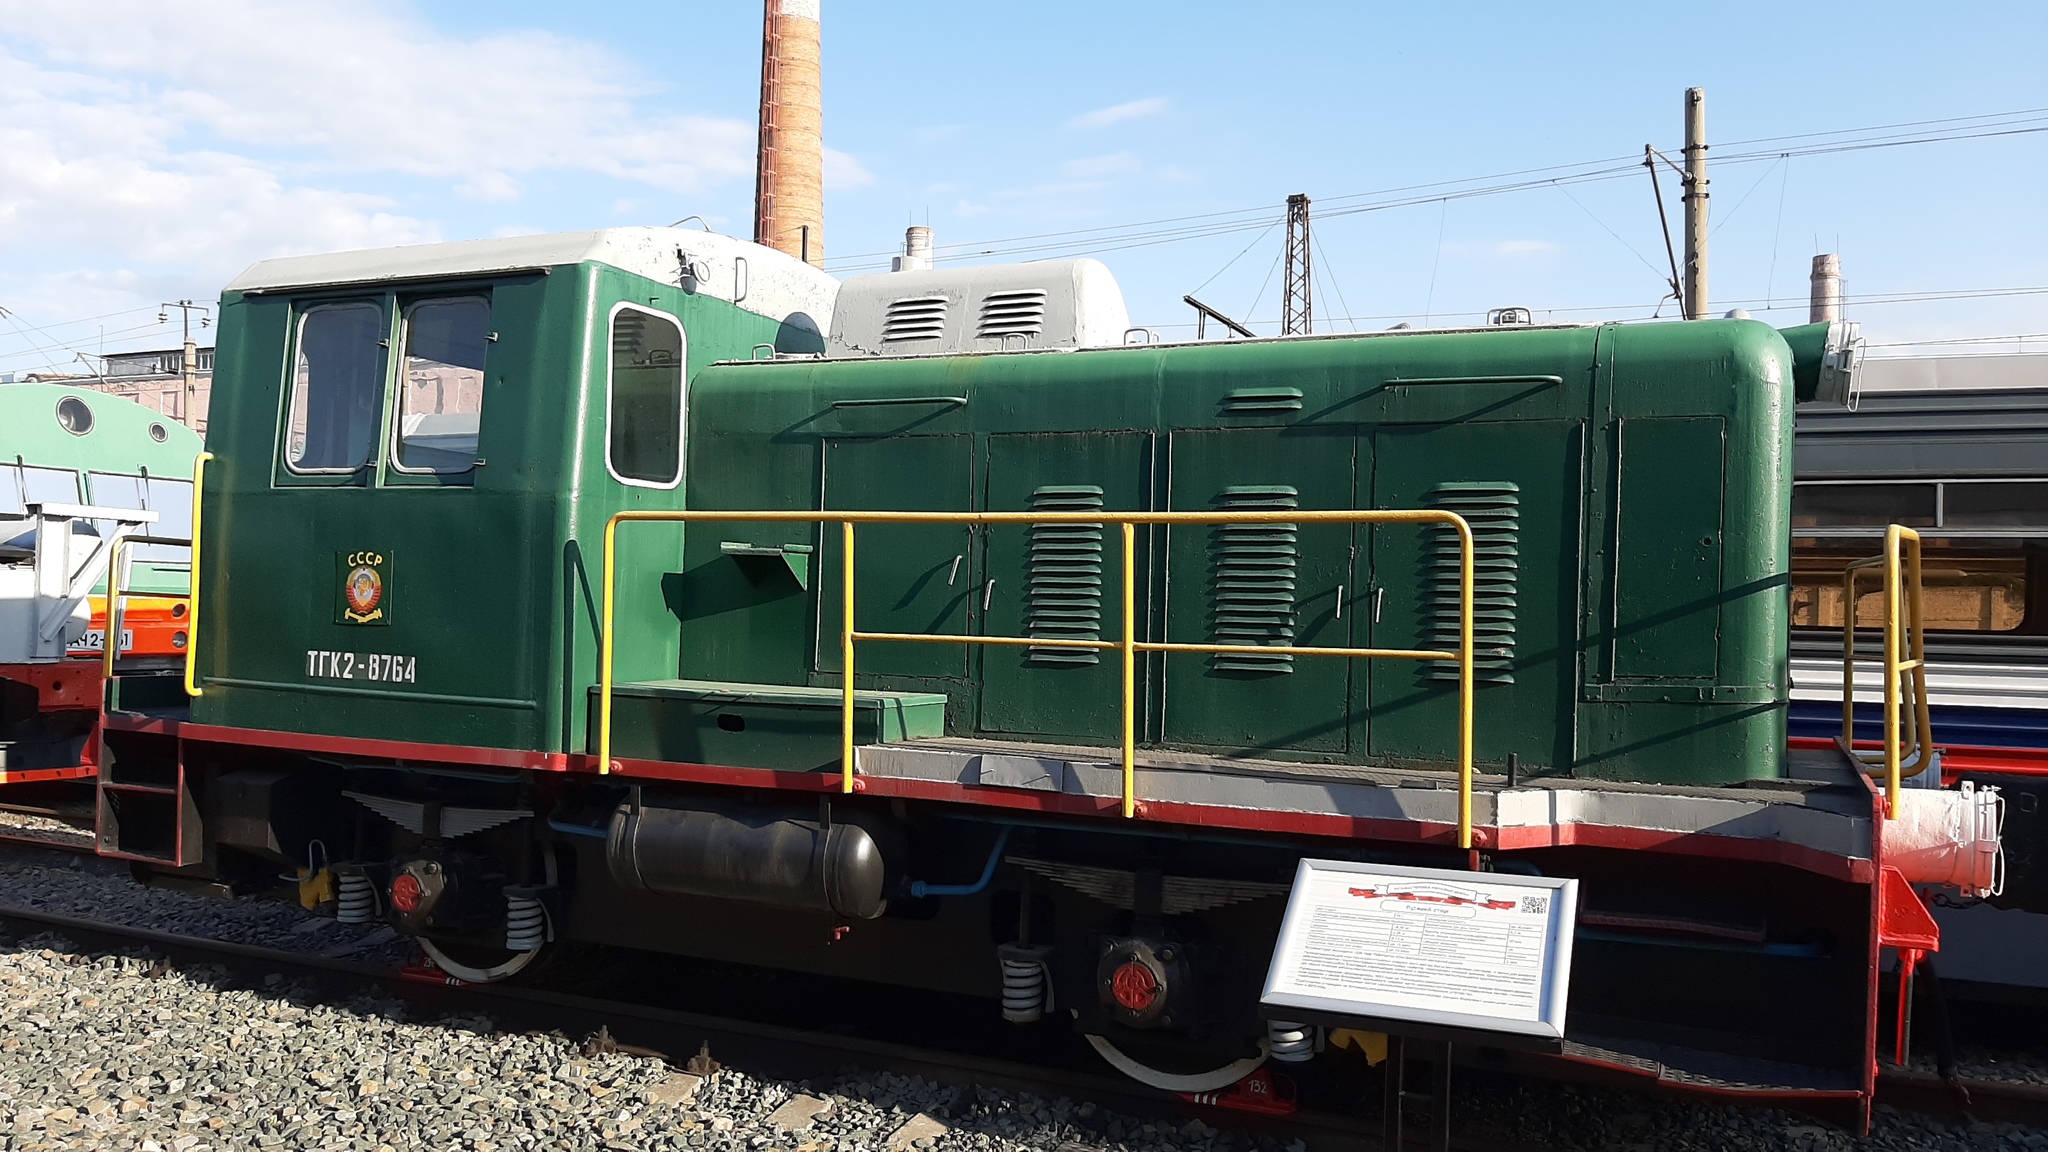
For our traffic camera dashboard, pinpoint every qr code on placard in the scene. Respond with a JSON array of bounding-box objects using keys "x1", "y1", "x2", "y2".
[{"x1": 1520, "y1": 895, "x2": 1549, "y2": 915}]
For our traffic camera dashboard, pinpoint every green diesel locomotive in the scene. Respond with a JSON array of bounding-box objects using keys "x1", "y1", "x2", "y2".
[{"x1": 96, "y1": 224, "x2": 1921, "y2": 1127}]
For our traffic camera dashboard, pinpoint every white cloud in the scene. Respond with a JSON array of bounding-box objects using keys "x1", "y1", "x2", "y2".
[
  {"x1": 825, "y1": 147, "x2": 875, "y2": 191},
  {"x1": 0, "y1": 0, "x2": 760, "y2": 371},
  {"x1": 1068, "y1": 97, "x2": 1170, "y2": 130},
  {"x1": 0, "y1": 0, "x2": 753, "y2": 194}
]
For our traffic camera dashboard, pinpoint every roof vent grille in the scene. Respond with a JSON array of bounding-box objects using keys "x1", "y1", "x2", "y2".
[
  {"x1": 883, "y1": 296, "x2": 948, "y2": 343},
  {"x1": 977, "y1": 289, "x2": 1049, "y2": 340}
]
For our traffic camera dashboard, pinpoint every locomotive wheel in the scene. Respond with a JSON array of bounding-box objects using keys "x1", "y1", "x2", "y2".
[
  {"x1": 419, "y1": 937, "x2": 547, "y2": 984},
  {"x1": 415, "y1": 844, "x2": 559, "y2": 984},
  {"x1": 1084, "y1": 1034, "x2": 1269, "y2": 1093}
]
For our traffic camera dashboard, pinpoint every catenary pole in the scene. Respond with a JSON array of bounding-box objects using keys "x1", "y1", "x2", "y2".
[{"x1": 1682, "y1": 87, "x2": 1710, "y2": 319}]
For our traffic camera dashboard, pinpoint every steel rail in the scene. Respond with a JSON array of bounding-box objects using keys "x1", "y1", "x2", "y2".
[
  {"x1": 600, "y1": 508, "x2": 1477, "y2": 845},
  {"x1": 0, "y1": 904, "x2": 1545, "y2": 1152},
  {"x1": 6, "y1": 903, "x2": 2037, "y2": 1136}
]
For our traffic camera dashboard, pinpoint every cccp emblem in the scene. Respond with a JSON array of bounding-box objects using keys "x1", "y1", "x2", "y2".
[{"x1": 335, "y1": 550, "x2": 393, "y2": 625}]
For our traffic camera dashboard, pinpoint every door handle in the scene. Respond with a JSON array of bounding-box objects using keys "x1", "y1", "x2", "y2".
[
  {"x1": 983, "y1": 579, "x2": 996, "y2": 611},
  {"x1": 1373, "y1": 586, "x2": 1385, "y2": 623},
  {"x1": 948, "y1": 554, "x2": 963, "y2": 586},
  {"x1": 1335, "y1": 584, "x2": 1344, "y2": 620}
]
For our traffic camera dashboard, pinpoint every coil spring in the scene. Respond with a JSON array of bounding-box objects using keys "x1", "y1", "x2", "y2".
[
  {"x1": 505, "y1": 894, "x2": 547, "y2": 953},
  {"x1": 1267, "y1": 1020, "x2": 1316, "y2": 1063},
  {"x1": 335, "y1": 872, "x2": 375, "y2": 925},
  {"x1": 997, "y1": 942, "x2": 1053, "y2": 1024}
]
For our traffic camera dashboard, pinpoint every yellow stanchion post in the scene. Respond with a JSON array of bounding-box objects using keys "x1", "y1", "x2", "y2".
[
  {"x1": 1457, "y1": 517, "x2": 1475, "y2": 852},
  {"x1": 599, "y1": 517, "x2": 619, "y2": 775},
  {"x1": 1120, "y1": 522, "x2": 1136, "y2": 819},
  {"x1": 181, "y1": 452, "x2": 212, "y2": 698},
  {"x1": 842, "y1": 522, "x2": 857, "y2": 794}
]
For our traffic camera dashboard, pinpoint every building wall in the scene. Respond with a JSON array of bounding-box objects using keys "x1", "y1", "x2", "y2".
[{"x1": 75, "y1": 372, "x2": 212, "y2": 436}]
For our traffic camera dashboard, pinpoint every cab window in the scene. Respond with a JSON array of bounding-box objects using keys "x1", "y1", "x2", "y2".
[
  {"x1": 286, "y1": 302, "x2": 386, "y2": 472},
  {"x1": 606, "y1": 305, "x2": 685, "y2": 487},
  {"x1": 394, "y1": 296, "x2": 490, "y2": 474}
]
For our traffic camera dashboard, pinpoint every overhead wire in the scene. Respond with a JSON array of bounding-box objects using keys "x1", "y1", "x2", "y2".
[
  {"x1": 1243, "y1": 249, "x2": 1285, "y2": 333},
  {"x1": 1138, "y1": 284, "x2": 2048, "y2": 332},
  {"x1": 1187, "y1": 221, "x2": 1280, "y2": 298},
  {"x1": 825, "y1": 106, "x2": 2048, "y2": 273},
  {"x1": 1312, "y1": 238, "x2": 1356, "y2": 333},
  {"x1": 1712, "y1": 154, "x2": 1788, "y2": 236},
  {"x1": 1553, "y1": 181, "x2": 1667, "y2": 283},
  {"x1": 1765, "y1": 157, "x2": 1793, "y2": 311}
]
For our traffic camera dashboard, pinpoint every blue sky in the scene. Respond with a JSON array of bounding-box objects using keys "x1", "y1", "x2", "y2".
[{"x1": 1, "y1": 0, "x2": 2042, "y2": 376}]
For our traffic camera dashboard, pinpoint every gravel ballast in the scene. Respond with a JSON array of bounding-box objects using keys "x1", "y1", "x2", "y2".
[
  {"x1": 1, "y1": 840, "x2": 2045, "y2": 1150},
  {"x1": 0, "y1": 927, "x2": 2039, "y2": 1152},
  {"x1": 0, "y1": 848, "x2": 402, "y2": 963},
  {"x1": 0, "y1": 929, "x2": 1275, "y2": 1152}
]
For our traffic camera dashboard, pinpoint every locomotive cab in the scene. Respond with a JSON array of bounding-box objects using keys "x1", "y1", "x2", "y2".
[{"x1": 175, "y1": 229, "x2": 835, "y2": 755}]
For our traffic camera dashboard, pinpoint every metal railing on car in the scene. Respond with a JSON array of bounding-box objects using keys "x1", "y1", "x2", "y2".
[
  {"x1": 601, "y1": 508, "x2": 1480, "y2": 847},
  {"x1": 1838, "y1": 523, "x2": 1936, "y2": 816}
]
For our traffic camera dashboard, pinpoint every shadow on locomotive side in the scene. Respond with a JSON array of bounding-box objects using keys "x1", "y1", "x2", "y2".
[{"x1": 97, "y1": 223, "x2": 1912, "y2": 1126}]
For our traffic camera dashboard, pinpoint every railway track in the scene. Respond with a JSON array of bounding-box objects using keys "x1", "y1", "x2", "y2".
[
  {"x1": 0, "y1": 893, "x2": 2038, "y2": 1146},
  {"x1": 0, "y1": 903, "x2": 1543, "y2": 1152},
  {"x1": 0, "y1": 826, "x2": 96, "y2": 854},
  {"x1": 0, "y1": 788, "x2": 100, "y2": 854}
]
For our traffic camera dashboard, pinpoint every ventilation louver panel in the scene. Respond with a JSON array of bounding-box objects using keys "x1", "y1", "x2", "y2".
[
  {"x1": 1026, "y1": 485, "x2": 1105, "y2": 664},
  {"x1": 882, "y1": 295, "x2": 948, "y2": 343},
  {"x1": 977, "y1": 289, "x2": 1049, "y2": 341},
  {"x1": 1209, "y1": 485, "x2": 1299, "y2": 674},
  {"x1": 1424, "y1": 482, "x2": 1520, "y2": 684},
  {"x1": 1220, "y1": 387, "x2": 1305, "y2": 414}
]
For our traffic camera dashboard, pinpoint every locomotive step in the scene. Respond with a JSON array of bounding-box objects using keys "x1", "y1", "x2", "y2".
[{"x1": 592, "y1": 679, "x2": 947, "y2": 771}]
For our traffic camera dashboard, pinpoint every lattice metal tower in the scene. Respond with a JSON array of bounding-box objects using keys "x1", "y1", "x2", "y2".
[{"x1": 1282, "y1": 194, "x2": 1312, "y2": 335}]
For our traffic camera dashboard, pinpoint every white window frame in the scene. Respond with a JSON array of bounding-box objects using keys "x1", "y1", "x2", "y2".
[{"x1": 603, "y1": 301, "x2": 687, "y2": 490}]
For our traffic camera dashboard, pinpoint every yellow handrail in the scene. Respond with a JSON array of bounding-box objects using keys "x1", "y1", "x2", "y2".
[
  {"x1": 102, "y1": 537, "x2": 130, "y2": 684},
  {"x1": 182, "y1": 451, "x2": 213, "y2": 698},
  {"x1": 1838, "y1": 523, "x2": 1934, "y2": 816},
  {"x1": 599, "y1": 508, "x2": 1477, "y2": 845},
  {"x1": 103, "y1": 536, "x2": 124, "y2": 683}
]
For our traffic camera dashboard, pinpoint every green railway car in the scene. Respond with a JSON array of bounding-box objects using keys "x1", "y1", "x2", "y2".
[{"x1": 96, "y1": 226, "x2": 1912, "y2": 1128}]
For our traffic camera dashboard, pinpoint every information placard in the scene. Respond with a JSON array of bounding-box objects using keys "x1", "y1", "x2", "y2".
[{"x1": 1260, "y1": 859, "x2": 1577, "y2": 1042}]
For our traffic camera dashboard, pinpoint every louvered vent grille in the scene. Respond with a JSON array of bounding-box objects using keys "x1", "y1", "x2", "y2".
[
  {"x1": 1209, "y1": 486, "x2": 1299, "y2": 674},
  {"x1": 1026, "y1": 485, "x2": 1105, "y2": 664},
  {"x1": 977, "y1": 289, "x2": 1049, "y2": 340},
  {"x1": 882, "y1": 295, "x2": 948, "y2": 343},
  {"x1": 1220, "y1": 387, "x2": 1304, "y2": 414},
  {"x1": 1424, "y1": 482, "x2": 1520, "y2": 683}
]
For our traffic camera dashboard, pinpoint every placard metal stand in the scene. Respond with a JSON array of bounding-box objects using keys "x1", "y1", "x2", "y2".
[{"x1": 1260, "y1": 859, "x2": 1580, "y2": 1151}]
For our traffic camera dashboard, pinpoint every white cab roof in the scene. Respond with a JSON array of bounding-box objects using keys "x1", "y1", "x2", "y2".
[{"x1": 224, "y1": 227, "x2": 838, "y2": 333}]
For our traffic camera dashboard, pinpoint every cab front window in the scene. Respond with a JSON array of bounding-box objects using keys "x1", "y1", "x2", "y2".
[
  {"x1": 286, "y1": 302, "x2": 386, "y2": 472},
  {"x1": 394, "y1": 296, "x2": 490, "y2": 474}
]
